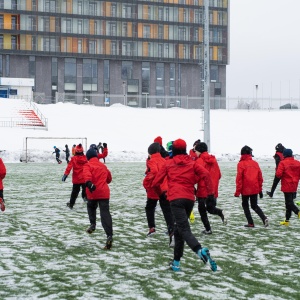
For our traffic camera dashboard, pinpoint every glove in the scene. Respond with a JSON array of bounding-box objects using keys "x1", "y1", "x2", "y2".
[
  {"x1": 259, "y1": 191, "x2": 263, "y2": 199},
  {"x1": 207, "y1": 194, "x2": 215, "y2": 201},
  {"x1": 234, "y1": 192, "x2": 240, "y2": 197},
  {"x1": 86, "y1": 181, "x2": 96, "y2": 193},
  {"x1": 62, "y1": 174, "x2": 68, "y2": 182},
  {"x1": 103, "y1": 143, "x2": 107, "y2": 148}
]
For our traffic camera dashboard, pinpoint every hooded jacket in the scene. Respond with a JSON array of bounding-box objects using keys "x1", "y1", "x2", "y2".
[
  {"x1": 234, "y1": 154, "x2": 263, "y2": 196},
  {"x1": 0, "y1": 158, "x2": 6, "y2": 190},
  {"x1": 195, "y1": 151, "x2": 221, "y2": 198},
  {"x1": 64, "y1": 154, "x2": 88, "y2": 184},
  {"x1": 83, "y1": 157, "x2": 112, "y2": 200},
  {"x1": 275, "y1": 156, "x2": 300, "y2": 192},
  {"x1": 152, "y1": 154, "x2": 212, "y2": 201},
  {"x1": 143, "y1": 153, "x2": 168, "y2": 199}
]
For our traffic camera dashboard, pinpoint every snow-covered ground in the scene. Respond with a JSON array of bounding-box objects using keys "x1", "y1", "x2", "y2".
[{"x1": 1, "y1": 98, "x2": 300, "y2": 163}]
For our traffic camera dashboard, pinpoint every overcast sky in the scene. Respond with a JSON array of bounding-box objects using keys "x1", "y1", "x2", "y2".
[{"x1": 227, "y1": 0, "x2": 300, "y2": 100}]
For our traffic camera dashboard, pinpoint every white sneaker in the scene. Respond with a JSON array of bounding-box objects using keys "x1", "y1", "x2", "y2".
[{"x1": 264, "y1": 218, "x2": 269, "y2": 228}]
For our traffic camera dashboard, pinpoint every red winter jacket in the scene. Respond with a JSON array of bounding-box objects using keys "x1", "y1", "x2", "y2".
[
  {"x1": 234, "y1": 154, "x2": 263, "y2": 196},
  {"x1": 64, "y1": 154, "x2": 88, "y2": 184},
  {"x1": 83, "y1": 157, "x2": 112, "y2": 200},
  {"x1": 195, "y1": 152, "x2": 221, "y2": 198},
  {"x1": 143, "y1": 153, "x2": 168, "y2": 199},
  {"x1": 0, "y1": 158, "x2": 6, "y2": 190},
  {"x1": 151, "y1": 154, "x2": 198, "y2": 202},
  {"x1": 189, "y1": 149, "x2": 198, "y2": 161},
  {"x1": 98, "y1": 147, "x2": 108, "y2": 159},
  {"x1": 275, "y1": 157, "x2": 300, "y2": 192}
]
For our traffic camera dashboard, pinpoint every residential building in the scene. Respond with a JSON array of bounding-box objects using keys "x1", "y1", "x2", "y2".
[{"x1": 0, "y1": 0, "x2": 229, "y2": 107}]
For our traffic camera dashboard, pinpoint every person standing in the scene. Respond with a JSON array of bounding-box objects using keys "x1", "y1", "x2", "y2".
[
  {"x1": 90, "y1": 143, "x2": 108, "y2": 162},
  {"x1": 0, "y1": 156, "x2": 6, "y2": 212},
  {"x1": 72, "y1": 144, "x2": 76, "y2": 156},
  {"x1": 53, "y1": 146, "x2": 62, "y2": 164},
  {"x1": 152, "y1": 138, "x2": 217, "y2": 272},
  {"x1": 97, "y1": 142, "x2": 106, "y2": 163},
  {"x1": 62, "y1": 144, "x2": 88, "y2": 209},
  {"x1": 275, "y1": 148, "x2": 300, "y2": 226},
  {"x1": 63, "y1": 144, "x2": 70, "y2": 163},
  {"x1": 194, "y1": 142, "x2": 226, "y2": 234},
  {"x1": 143, "y1": 142, "x2": 174, "y2": 247},
  {"x1": 266, "y1": 143, "x2": 285, "y2": 198},
  {"x1": 234, "y1": 146, "x2": 269, "y2": 228},
  {"x1": 83, "y1": 147, "x2": 113, "y2": 250}
]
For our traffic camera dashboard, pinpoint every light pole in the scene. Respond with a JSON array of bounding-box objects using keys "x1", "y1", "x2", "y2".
[
  {"x1": 122, "y1": 81, "x2": 126, "y2": 106},
  {"x1": 203, "y1": 0, "x2": 210, "y2": 151}
]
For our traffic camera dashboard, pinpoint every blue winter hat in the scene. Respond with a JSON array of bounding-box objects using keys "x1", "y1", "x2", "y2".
[
  {"x1": 86, "y1": 148, "x2": 98, "y2": 160},
  {"x1": 283, "y1": 148, "x2": 293, "y2": 158}
]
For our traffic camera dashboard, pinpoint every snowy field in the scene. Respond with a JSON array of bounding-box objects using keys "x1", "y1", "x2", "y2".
[{"x1": 1, "y1": 161, "x2": 300, "y2": 299}]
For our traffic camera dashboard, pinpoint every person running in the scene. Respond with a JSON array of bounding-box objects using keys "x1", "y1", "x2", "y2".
[
  {"x1": 0, "y1": 156, "x2": 6, "y2": 212},
  {"x1": 234, "y1": 146, "x2": 269, "y2": 228},
  {"x1": 189, "y1": 139, "x2": 201, "y2": 161},
  {"x1": 266, "y1": 143, "x2": 285, "y2": 198},
  {"x1": 194, "y1": 142, "x2": 226, "y2": 234},
  {"x1": 83, "y1": 147, "x2": 113, "y2": 250},
  {"x1": 90, "y1": 143, "x2": 108, "y2": 161},
  {"x1": 97, "y1": 142, "x2": 106, "y2": 163},
  {"x1": 52, "y1": 146, "x2": 62, "y2": 164},
  {"x1": 62, "y1": 144, "x2": 88, "y2": 209},
  {"x1": 275, "y1": 148, "x2": 300, "y2": 226},
  {"x1": 154, "y1": 136, "x2": 169, "y2": 158},
  {"x1": 143, "y1": 142, "x2": 174, "y2": 247},
  {"x1": 152, "y1": 138, "x2": 217, "y2": 272},
  {"x1": 63, "y1": 144, "x2": 70, "y2": 163}
]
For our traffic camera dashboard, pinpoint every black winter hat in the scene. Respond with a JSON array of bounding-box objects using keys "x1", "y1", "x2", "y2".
[
  {"x1": 86, "y1": 148, "x2": 98, "y2": 160},
  {"x1": 241, "y1": 145, "x2": 253, "y2": 155},
  {"x1": 148, "y1": 142, "x2": 160, "y2": 155},
  {"x1": 283, "y1": 148, "x2": 293, "y2": 158},
  {"x1": 275, "y1": 143, "x2": 285, "y2": 153},
  {"x1": 195, "y1": 142, "x2": 208, "y2": 153},
  {"x1": 193, "y1": 139, "x2": 201, "y2": 147}
]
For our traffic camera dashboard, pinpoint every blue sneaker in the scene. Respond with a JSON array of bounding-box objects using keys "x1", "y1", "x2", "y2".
[
  {"x1": 198, "y1": 248, "x2": 217, "y2": 272},
  {"x1": 169, "y1": 260, "x2": 180, "y2": 272}
]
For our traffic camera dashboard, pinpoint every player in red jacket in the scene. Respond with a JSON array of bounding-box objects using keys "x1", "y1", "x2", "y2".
[
  {"x1": 189, "y1": 139, "x2": 201, "y2": 161},
  {"x1": 234, "y1": 146, "x2": 268, "y2": 228},
  {"x1": 194, "y1": 142, "x2": 226, "y2": 234},
  {"x1": 143, "y1": 142, "x2": 174, "y2": 246},
  {"x1": 275, "y1": 148, "x2": 300, "y2": 226},
  {"x1": 267, "y1": 143, "x2": 285, "y2": 198},
  {"x1": 83, "y1": 147, "x2": 113, "y2": 250},
  {"x1": 0, "y1": 157, "x2": 7, "y2": 212},
  {"x1": 152, "y1": 138, "x2": 217, "y2": 272},
  {"x1": 62, "y1": 144, "x2": 88, "y2": 209}
]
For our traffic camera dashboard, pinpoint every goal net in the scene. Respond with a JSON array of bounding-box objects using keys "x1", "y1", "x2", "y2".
[{"x1": 21, "y1": 137, "x2": 88, "y2": 163}]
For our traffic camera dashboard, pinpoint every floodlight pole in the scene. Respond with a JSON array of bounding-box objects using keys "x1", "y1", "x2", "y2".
[{"x1": 203, "y1": 0, "x2": 210, "y2": 151}]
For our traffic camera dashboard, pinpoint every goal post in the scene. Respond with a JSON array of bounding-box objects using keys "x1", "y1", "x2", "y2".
[{"x1": 24, "y1": 137, "x2": 88, "y2": 163}]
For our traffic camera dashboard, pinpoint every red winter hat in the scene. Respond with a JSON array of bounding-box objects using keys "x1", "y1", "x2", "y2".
[
  {"x1": 75, "y1": 143, "x2": 84, "y2": 154},
  {"x1": 173, "y1": 139, "x2": 187, "y2": 150},
  {"x1": 154, "y1": 136, "x2": 162, "y2": 146}
]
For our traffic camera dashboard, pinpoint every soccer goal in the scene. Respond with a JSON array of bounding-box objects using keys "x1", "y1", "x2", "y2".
[{"x1": 22, "y1": 137, "x2": 88, "y2": 163}]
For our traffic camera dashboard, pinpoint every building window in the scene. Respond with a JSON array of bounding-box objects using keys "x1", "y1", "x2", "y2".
[
  {"x1": 122, "y1": 42, "x2": 132, "y2": 56},
  {"x1": 11, "y1": 36, "x2": 17, "y2": 50},
  {"x1": 156, "y1": 63, "x2": 164, "y2": 98},
  {"x1": 179, "y1": 27, "x2": 186, "y2": 40},
  {"x1": 0, "y1": 55, "x2": 2, "y2": 77},
  {"x1": 83, "y1": 59, "x2": 97, "y2": 91},
  {"x1": 66, "y1": 19, "x2": 72, "y2": 33},
  {"x1": 32, "y1": 36, "x2": 36, "y2": 51},
  {"x1": 89, "y1": 2, "x2": 97, "y2": 16},
  {"x1": 104, "y1": 60, "x2": 110, "y2": 93},
  {"x1": 78, "y1": 39, "x2": 82, "y2": 53},
  {"x1": 0, "y1": 16, "x2": 3, "y2": 29},
  {"x1": 11, "y1": 0, "x2": 17, "y2": 10},
  {"x1": 122, "y1": 23, "x2": 128, "y2": 37},
  {"x1": 121, "y1": 61, "x2": 133, "y2": 80},
  {"x1": 78, "y1": 1, "x2": 83, "y2": 14},
  {"x1": 0, "y1": 1, "x2": 3, "y2": 9},
  {"x1": 109, "y1": 22, "x2": 116, "y2": 36},
  {"x1": 51, "y1": 57, "x2": 58, "y2": 86},
  {"x1": 144, "y1": 25, "x2": 150, "y2": 39},
  {"x1": 111, "y1": 3, "x2": 117, "y2": 17},
  {"x1": 142, "y1": 62, "x2": 150, "y2": 94},
  {"x1": 11, "y1": 16, "x2": 17, "y2": 30},
  {"x1": 0, "y1": 35, "x2": 3, "y2": 49},
  {"x1": 88, "y1": 40, "x2": 96, "y2": 54},
  {"x1": 64, "y1": 58, "x2": 77, "y2": 91},
  {"x1": 111, "y1": 41, "x2": 117, "y2": 55},
  {"x1": 29, "y1": 56, "x2": 35, "y2": 78},
  {"x1": 43, "y1": 17, "x2": 50, "y2": 32},
  {"x1": 5, "y1": 55, "x2": 9, "y2": 77},
  {"x1": 78, "y1": 20, "x2": 83, "y2": 34}
]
